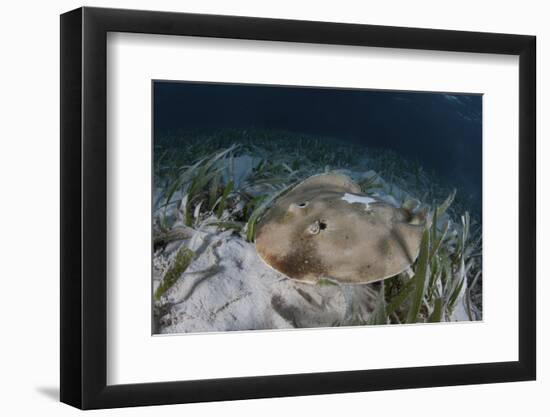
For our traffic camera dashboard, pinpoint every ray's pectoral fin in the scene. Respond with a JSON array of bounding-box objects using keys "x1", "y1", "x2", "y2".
[{"x1": 391, "y1": 222, "x2": 424, "y2": 264}]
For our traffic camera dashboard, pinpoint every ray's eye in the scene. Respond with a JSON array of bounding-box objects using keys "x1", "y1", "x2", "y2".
[
  {"x1": 308, "y1": 220, "x2": 327, "y2": 235},
  {"x1": 308, "y1": 221, "x2": 320, "y2": 235},
  {"x1": 298, "y1": 202, "x2": 308, "y2": 208}
]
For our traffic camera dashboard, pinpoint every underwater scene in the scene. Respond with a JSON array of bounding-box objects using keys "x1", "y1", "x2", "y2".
[{"x1": 152, "y1": 81, "x2": 482, "y2": 334}]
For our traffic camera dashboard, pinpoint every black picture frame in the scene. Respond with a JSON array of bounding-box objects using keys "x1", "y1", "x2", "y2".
[{"x1": 60, "y1": 6, "x2": 536, "y2": 410}]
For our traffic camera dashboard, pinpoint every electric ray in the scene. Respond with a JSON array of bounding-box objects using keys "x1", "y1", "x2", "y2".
[{"x1": 255, "y1": 173, "x2": 427, "y2": 284}]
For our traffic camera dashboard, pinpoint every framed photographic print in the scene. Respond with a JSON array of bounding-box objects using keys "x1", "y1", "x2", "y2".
[{"x1": 60, "y1": 6, "x2": 536, "y2": 409}]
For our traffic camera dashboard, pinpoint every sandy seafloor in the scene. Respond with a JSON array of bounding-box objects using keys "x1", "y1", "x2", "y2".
[{"x1": 152, "y1": 140, "x2": 479, "y2": 334}]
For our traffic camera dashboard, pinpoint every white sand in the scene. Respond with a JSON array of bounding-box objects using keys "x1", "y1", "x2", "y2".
[{"x1": 154, "y1": 227, "x2": 378, "y2": 334}]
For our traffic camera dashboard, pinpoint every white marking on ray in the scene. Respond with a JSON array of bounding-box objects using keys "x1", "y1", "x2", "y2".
[{"x1": 341, "y1": 193, "x2": 377, "y2": 209}]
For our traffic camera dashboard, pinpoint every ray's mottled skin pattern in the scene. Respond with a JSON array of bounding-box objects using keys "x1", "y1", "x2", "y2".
[
  {"x1": 255, "y1": 174, "x2": 426, "y2": 284},
  {"x1": 257, "y1": 223, "x2": 327, "y2": 282}
]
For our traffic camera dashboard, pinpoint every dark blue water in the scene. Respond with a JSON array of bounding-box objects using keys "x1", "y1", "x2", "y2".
[{"x1": 154, "y1": 81, "x2": 482, "y2": 210}]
